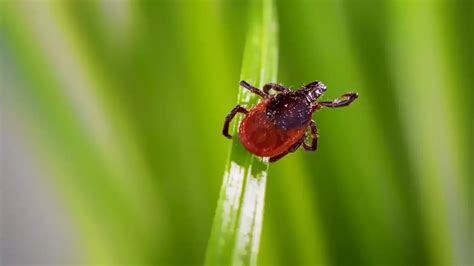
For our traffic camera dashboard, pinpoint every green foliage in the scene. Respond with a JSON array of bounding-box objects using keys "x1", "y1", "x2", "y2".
[{"x1": 205, "y1": 0, "x2": 277, "y2": 265}]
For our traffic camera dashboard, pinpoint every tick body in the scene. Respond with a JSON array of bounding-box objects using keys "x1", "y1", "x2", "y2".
[{"x1": 223, "y1": 81, "x2": 358, "y2": 162}]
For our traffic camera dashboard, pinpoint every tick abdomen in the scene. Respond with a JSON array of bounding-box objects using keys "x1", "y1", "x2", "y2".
[{"x1": 239, "y1": 98, "x2": 307, "y2": 157}]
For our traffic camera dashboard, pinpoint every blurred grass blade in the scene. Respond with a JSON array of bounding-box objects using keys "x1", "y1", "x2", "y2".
[
  {"x1": 387, "y1": 1, "x2": 470, "y2": 265},
  {"x1": 205, "y1": 0, "x2": 278, "y2": 265}
]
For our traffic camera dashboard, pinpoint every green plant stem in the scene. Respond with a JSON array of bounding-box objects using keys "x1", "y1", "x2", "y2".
[{"x1": 204, "y1": 0, "x2": 278, "y2": 265}]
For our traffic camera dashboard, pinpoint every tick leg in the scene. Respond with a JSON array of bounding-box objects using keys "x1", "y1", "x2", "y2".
[
  {"x1": 303, "y1": 120, "x2": 318, "y2": 152},
  {"x1": 263, "y1": 83, "x2": 289, "y2": 94},
  {"x1": 269, "y1": 138, "x2": 304, "y2": 163},
  {"x1": 317, "y1": 92, "x2": 359, "y2": 108},
  {"x1": 289, "y1": 138, "x2": 304, "y2": 153},
  {"x1": 240, "y1": 80, "x2": 268, "y2": 98},
  {"x1": 222, "y1": 105, "x2": 248, "y2": 139},
  {"x1": 269, "y1": 152, "x2": 288, "y2": 163}
]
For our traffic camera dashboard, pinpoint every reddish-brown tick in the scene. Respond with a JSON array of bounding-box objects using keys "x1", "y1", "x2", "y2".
[{"x1": 222, "y1": 81, "x2": 358, "y2": 162}]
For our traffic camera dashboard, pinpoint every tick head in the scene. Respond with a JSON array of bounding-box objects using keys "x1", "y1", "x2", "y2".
[{"x1": 302, "y1": 81, "x2": 327, "y2": 102}]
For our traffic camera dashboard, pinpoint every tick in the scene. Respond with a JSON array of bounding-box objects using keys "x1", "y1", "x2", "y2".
[{"x1": 222, "y1": 80, "x2": 358, "y2": 162}]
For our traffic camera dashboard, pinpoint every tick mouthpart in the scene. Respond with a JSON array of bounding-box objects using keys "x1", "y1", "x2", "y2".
[
  {"x1": 314, "y1": 82, "x2": 327, "y2": 94},
  {"x1": 304, "y1": 82, "x2": 327, "y2": 102}
]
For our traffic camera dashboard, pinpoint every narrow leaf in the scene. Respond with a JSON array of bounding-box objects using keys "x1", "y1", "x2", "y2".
[{"x1": 205, "y1": 0, "x2": 278, "y2": 265}]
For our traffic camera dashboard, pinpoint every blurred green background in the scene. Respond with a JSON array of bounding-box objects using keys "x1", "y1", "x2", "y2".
[{"x1": 1, "y1": 0, "x2": 472, "y2": 265}]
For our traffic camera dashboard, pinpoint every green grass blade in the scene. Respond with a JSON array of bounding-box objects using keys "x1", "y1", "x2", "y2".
[
  {"x1": 204, "y1": 0, "x2": 278, "y2": 265},
  {"x1": 387, "y1": 2, "x2": 471, "y2": 264}
]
